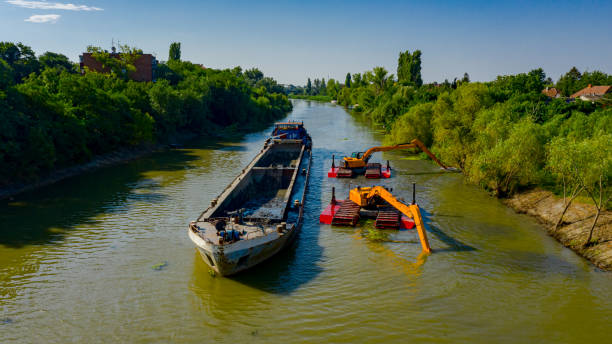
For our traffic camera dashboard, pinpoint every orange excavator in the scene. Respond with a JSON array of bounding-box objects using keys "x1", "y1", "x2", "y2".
[
  {"x1": 320, "y1": 185, "x2": 431, "y2": 253},
  {"x1": 328, "y1": 139, "x2": 450, "y2": 178}
]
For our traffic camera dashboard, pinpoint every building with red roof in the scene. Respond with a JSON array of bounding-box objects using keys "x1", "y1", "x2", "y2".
[
  {"x1": 570, "y1": 84, "x2": 611, "y2": 101},
  {"x1": 542, "y1": 87, "x2": 562, "y2": 98}
]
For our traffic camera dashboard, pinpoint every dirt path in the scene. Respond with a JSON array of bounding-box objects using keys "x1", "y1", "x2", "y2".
[{"x1": 505, "y1": 189, "x2": 612, "y2": 270}]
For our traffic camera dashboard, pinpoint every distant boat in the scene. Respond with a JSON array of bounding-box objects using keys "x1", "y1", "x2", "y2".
[
  {"x1": 331, "y1": 100, "x2": 337, "y2": 104},
  {"x1": 188, "y1": 122, "x2": 312, "y2": 276}
]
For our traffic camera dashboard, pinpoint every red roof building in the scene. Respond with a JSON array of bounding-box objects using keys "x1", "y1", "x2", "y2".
[
  {"x1": 570, "y1": 84, "x2": 611, "y2": 100},
  {"x1": 79, "y1": 52, "x2": 157, "y2": 82},
  {"x1": 542, "y1": 87, "x2": 562, "y2": 98}
]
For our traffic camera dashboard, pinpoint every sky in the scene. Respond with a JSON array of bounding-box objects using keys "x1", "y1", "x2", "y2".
[{"x1": 1, "y1": 0, "x2": 611, "y2": 85}]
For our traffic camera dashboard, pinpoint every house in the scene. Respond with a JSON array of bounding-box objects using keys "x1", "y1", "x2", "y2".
[
  {"x1": 79, "y1": 50, "x2": 157, "y2": 82},
  {"x1": 542, "y1": 87, "x2": 562, "y2": 98},
  {"x1": 570, "y1": 84, "x2": 611, "y2": 101}
]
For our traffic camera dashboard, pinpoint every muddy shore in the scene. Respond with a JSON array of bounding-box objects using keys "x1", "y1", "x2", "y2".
[
  {"x1": 0, "y1": 144, "x2": 165, "y2": 201},
  {"x1": 505, "y1": 189, "x2": 612, "y2": 270}
]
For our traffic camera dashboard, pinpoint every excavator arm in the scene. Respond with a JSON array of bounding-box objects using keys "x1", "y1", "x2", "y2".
[
  {"x1": 349, "y1": 186, "x2": 431, "y2": 253},
  {"x1": 342, "y1": 139, "x2": 448, "y2": 170}
]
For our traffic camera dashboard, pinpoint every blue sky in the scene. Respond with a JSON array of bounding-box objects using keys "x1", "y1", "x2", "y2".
[{"x1": 1, "y1": 0, "x2": 611, "y2": 85}]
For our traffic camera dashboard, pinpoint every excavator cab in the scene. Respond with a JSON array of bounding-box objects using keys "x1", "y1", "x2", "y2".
[{"x1": 329, "y1": 139, "x2": 452, "y2": 179}]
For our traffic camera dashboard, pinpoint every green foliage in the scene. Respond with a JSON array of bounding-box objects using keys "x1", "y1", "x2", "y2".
[
  {"x1": 339, "y1": 52, "x2": 611, "y2": 198},
  {"x1": 39, "y1": 52, "x2": 74, "y2": 72},
  {"x1": 168, "y1": 42, "x2": 181, "y2": 61},
  {"x1": 397, "y1": 50, "x2": 422, "y2": 87},
  {"x1": 244, "y1": 68, "x2": 264, "y2": 86},
  {"x1": 0, "y1": 42, "x2": 41, "y2": 83},
  {"x1": 0, "y1": 58, "x2": 13, "y2": 89},
  {"x1": 345, "y1": 73, "x2": 351, "y2": 88},
  {"x1": 0, "y1": 42, "x2": 291, "y2": 187},
  {"x1": 468, "y1": 119, "x2": 544, "y2": 196},
  {"x1": 371, "y1": 66, "x2": 392, "y2": 94},
  {"x1": 86, "y1": 45, "x2": 141, "y2": 80},
  {"x1": 555, "y1": 67, "x2": 612, "y2": 97},
  {"x1": 386, "y1": 102, "x2": 434, "y2": 146}
]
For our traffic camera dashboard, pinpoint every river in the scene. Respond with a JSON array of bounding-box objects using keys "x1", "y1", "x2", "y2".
[{"x1": 1, "y1": 100, "x2": 611, "y2": 343}]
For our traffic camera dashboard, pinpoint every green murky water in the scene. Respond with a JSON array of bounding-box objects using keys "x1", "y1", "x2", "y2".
[{"x1": 1, "y1": 100, "x2": 611, "y2": 343}]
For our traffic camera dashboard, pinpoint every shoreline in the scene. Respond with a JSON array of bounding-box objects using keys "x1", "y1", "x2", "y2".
[
  {"x1": 0, "y1": 143, "x2": 167, "y2": 201},
  {"x1": 505, "y1": 189, "x2": 612, "y2": 270},
  {"x1": 0, "y1": 122, "x2": 278, "y2": 201}
]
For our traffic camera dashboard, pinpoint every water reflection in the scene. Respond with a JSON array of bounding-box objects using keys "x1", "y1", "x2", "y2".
[{"x1": 3, "y1": 100, "x2": 612, "y2": 343}]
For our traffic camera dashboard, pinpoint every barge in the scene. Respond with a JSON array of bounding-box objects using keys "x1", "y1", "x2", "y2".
[{"x1": 188, "y1": 122, "x2": 312, "y2": 276}]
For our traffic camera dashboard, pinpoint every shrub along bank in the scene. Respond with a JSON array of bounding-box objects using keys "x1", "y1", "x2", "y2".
[
  {"x1": 332, "y1": 51, "x2": 611, "y2": 247},
  {"x1": 0, "y1": 42, "x2": 292, "y2": 188}
]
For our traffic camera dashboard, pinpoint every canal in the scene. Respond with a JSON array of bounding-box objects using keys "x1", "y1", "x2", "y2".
[{"x1": 1, "y1": 100, "x2": 611, "y2": 343}]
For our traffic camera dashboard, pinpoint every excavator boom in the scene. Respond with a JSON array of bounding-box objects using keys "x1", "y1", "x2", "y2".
[
  {"x1": 349, "y1": 186, "x2": 431, "y2": 253},
  {"x1": 341, "y1": 139, "x2": 448, "y2": 170}
]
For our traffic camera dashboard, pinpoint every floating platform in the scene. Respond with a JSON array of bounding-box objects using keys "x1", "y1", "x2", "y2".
[
  {"x1": 320, "y1": 199, "x2": 415, "y2": 230},
  {"x1": 328, "y1": 162, "x2": 391, "y2": 179},
  {"x1": 319, "y1": 185, "x2": 430, "y2": 253}
]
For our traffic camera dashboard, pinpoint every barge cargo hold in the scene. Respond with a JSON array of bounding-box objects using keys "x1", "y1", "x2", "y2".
[{"x1": 188, "y1": 122, "x2": 312, "y2": 276}]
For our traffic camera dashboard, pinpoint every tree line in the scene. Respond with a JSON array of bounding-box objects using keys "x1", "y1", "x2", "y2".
[
  {"x1": 0, "y1": 41, "x2": 292, "y2": 187},
  {"x1": 314, "y1": 49, "x2": 611, "y2": 246}
]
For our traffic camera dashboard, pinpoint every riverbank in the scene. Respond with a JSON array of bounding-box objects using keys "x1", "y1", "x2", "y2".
[
  {"x1": 0, "y1": 143, "x2": 167, "y2": 201},
  {"x1": 0, "y1": 122, "x2": 282, "y2": 201},
  {"x1": 505, "y1": 189, "x2": 612, "y2": 270}
]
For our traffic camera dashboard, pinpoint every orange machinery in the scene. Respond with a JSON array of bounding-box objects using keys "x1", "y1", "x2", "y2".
[
  {"x1": 320, "y1": 184, "x2": 431, "y2": 253},
  {"x1": 328, "y1": 139, "x2": 449, "y2": 178}
]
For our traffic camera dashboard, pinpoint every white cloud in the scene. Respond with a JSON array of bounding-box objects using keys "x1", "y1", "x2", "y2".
[
  {"x1": 24, "y1": 14, "x2": 61, "y2": 23},
  {"x1": 7, "y1": 0, "x2": 103, "y2": 11}
]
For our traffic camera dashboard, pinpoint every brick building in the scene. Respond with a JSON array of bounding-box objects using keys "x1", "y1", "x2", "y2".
[{"x1": 79, "y1": 52, "x2": 157, "y2": 82}]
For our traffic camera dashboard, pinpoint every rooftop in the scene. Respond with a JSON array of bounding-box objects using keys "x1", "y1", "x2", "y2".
[{"x1": 570, "y1": 85, "x2": 611, "y2": 98}]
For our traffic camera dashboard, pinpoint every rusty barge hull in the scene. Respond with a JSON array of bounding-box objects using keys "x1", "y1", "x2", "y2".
[{"x1": 189, "y1": 137, "x2": 312, "y2": 276}]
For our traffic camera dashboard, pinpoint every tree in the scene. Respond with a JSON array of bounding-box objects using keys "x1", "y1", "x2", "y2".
[
  {"x1": 0, "y1": 58, "x2": 13, "y2": 88},
  {"x1": 320, "y1": 78, "x2": 326, "y2": 95},
  {"x1": 345, "y1": 73, "x2": 351, "y2": 88},
  {"x1": 306, "y1": 78, "x2": 312, "y2": 95},
  {"x1": 352, "y1": 73, "x2": 362, "y2": 87},
  {"x1": 0, "y1": 42, "x2": 41, "y2": 83},
  {"x1": 327, "y1": 78, "x2": 340, "y2": 98},
  {"x1": 86, "y1": 44, "x2": 141, "y2": 80},
  {"x1": 244, "y1": 68, "x2": 263, "y2": 86},
  {"x1": 372, "y1": 66, "x2": 390, "y2": 94},
  {"x1": 469, "y1": 118, "x2": 544, "y2": 195},
  {"x1": 169, "y1": 42, "x2": 181, "y2": 61},
  {"x1": 547, "y1": 136, "x2": 586, "y2": 232},
  {"x1": 461, "y1": 72, "x2": 470, "y2": 84},
  {"x1": 313, "y1": 78, "x2": 321, "y2": 95},
  {"x1": 556, "y1": 66, "x2": 581, "y2": 96},
  {"x1": 581, "y1": 134, "x2": 612, "y2": 246},
  {"x1": 387, "y1": 102, "x2": 434, "y2": 146},
  {"x1": 39, "y1": 52, "x2": 73, "y2": 72},
  {"x1": 547, "y1": 134, "x2": 612, "y2": 245},
  {"x1": 256, "y1": 77, "x2": 283, "y2": 94},
  {"x1": 397, "y1": 49, "x2": 422, "y2": 87}
]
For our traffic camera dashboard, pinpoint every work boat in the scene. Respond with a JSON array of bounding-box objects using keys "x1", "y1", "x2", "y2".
[{"x1": 189, "y1": 122, "x2": 312, "y2": 276}]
